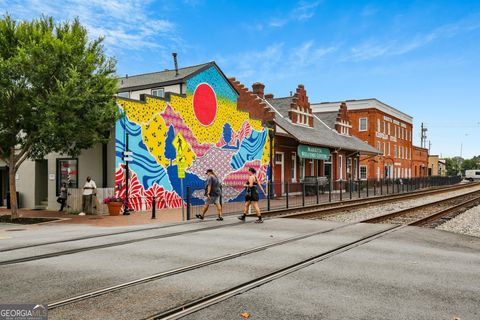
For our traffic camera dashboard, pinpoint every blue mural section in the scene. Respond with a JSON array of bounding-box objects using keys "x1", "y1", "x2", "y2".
[{"x1": 115, "y1": 117, "x2": 172, "y2": 190}]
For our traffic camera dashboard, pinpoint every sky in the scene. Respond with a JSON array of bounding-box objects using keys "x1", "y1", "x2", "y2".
[{"x1": 2, "y1": 0, "x2": 480, "y2": 158}]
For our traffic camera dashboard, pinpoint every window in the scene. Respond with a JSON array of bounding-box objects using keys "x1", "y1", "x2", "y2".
[
  {"x1": 377, "y1": 141, "x2": 381, "y2": 151},
  {"x1": 360, "y1": 165, "x2": 367, "y2": 180},
  {"x1": 383, "y1": 142, "x2": 386, "y2": 155},
  {"x1": 118, "y1": 92, "x2": 129, "y2": 98},
  {"x1": 354, "y1": 158, "x2": 358, "y2": 180},
  {"x1": 387, "y1": 142, "x2": 391, "y2": 155},
  {"x1": 274, "y1": 153, "x2": 283, "y2": 164},
  {"x1": 339, "y1": 155, "x2": 343, "y2": 180},
  {"x1": 291, "y1": 152, "x2": 297, "y2": 182},
  {"x1": 401, "y1": 128, "x2": 404, "y2": 140},
  {"x1": 383, "y1": 121, "x2": 386, "y2": 133},
  {"x1": 359, "y1": 118, "x2": 368, "y2": 131},
  {"x1": 394, "y1": 145, "x2": 397, "y2": 158},
  {"x1": 152, "y1": 88, "x2": 165, "y2": 98},
  {"x1": 387, "y1": 123, "x2": 391, "y2": 135},
  {"x1": 377, "y1": 119, "x2": 380, "y2": 132},
  {"x1": 56, "y1": 158, "x2": 78, "y2": 195}
]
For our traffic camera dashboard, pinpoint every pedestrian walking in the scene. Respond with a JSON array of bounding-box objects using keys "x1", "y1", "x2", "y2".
[
  {"x1": 57, "y1": 182, "x2": 68, "y2": 212},
  {"x1": 196, "y1": 169, "x2": 223, "y2": 221},
  {"x1": 238, "y1": 167, "x2": 265, "y2": 223},
  {"x1": 80, "y1": 176, "x2": 97, "y2": 216}
]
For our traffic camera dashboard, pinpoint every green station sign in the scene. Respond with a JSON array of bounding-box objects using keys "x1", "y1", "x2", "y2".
[{"x1": 297, "y1": 144, "x2": 330, "y2": 160}]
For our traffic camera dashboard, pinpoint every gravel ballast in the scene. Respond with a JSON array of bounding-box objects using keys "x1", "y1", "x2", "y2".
[
  {"x1": 319, "y1": 185, "x2": 480, "y2": 224},
  {"x1": 436, "y1": 205, "x2": 480, "y2": 238}
]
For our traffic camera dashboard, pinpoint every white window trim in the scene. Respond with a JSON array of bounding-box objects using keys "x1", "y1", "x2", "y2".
[
  {"x1": 291, "y1": 152, "x2": 297, "y2": 182},
  {"x1": 151, "y1": 87, "x2": 165, "y2": 98},
  {"x1": 339, "y1": 155, "x2": 343, "y2": 180},
  {"x1": 359, "y1": 118, "x2": 368, "y2": 132},
  {"x1": 360, "y1": 165, "x2": 367, "y2": 180}
]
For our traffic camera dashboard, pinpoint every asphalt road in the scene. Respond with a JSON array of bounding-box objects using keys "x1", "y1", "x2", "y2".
[{"x1": 0, "y1": 216, "x2": 478, "y2": 320}]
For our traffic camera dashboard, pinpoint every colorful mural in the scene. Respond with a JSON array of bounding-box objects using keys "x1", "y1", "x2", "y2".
[{"x1": 115, "y1": 66, "x2": 271, "y2": 210}]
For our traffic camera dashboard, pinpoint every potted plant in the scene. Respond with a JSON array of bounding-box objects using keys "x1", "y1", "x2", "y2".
[{"x1": 103, "y1": 196, "x2": 123, "y2": 216}]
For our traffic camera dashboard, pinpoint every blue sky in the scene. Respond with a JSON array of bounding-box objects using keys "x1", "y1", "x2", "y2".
[{"x1": 2, "y1": 0, "x2": 479, "y2": 158}]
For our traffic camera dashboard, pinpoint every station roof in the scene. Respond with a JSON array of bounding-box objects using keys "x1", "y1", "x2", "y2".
[
  {"x1": 266, "y1": 97, "x2": 380, "y2": 155},
  {"x1": 314, "y1": 111, "x2": 338, "y2": 129}
]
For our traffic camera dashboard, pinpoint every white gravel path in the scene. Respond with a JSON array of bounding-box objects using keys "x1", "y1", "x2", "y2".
[
  {"x1": 319, "y1": 185, "x2": 480, "y2": 224},
  {"x1": 436, "y1": 205, "x2": 480, "y2": 238}
]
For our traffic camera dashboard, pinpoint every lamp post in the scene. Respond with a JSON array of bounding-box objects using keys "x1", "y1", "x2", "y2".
[{"x1": 123, "y1": 132, "x2": 130, "y2": 215}]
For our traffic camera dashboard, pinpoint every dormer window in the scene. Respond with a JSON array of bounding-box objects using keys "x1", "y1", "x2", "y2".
[{"x1": 152, "y1": 88, "x2": 165, "y2": 98}]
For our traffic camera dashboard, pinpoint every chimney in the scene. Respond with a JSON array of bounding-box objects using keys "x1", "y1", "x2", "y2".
[
  {"x1": 265, "y1": 93, "x2": 274, "y2": 99},
  {"x1": 172, "y1": 53, "x2": 179, "y2": 76},
  {"x1": 252, "y1": 82, "x2": 265, "y2": 98}
]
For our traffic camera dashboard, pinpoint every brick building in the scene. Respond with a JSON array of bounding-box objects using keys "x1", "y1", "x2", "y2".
[
  {"x1": 412, "y1": 146, "x2": 429, "y2": 177},
  {"x1": 229, "y1": 81, "x2": 379, "y2": 194},
  {"x1": 312, "y1": 99, "x2": 415, "y2": 179}
]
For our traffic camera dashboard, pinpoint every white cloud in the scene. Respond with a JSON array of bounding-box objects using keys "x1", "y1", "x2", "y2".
[
  {"x1": 218, "y1": 40, "x2": 336, "y2": 84},
  {"x1": 0, "y1": 0, "x2": 180, "y2": 53},
  {"x1": 268, "y1": 1, "x2": 321, "y2": 28},
  {"x1": 347, "y1": 14, "x2": 480, "y2": 61}
]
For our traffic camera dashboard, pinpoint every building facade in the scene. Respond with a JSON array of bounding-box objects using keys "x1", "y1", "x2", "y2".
[
  {"x1": 412, "y1": 146, "x2": 429, "y2": 177},
  {"x1": 230, "y1": 82, "x2": 379, "y2": 195},
  {"x1": 312, "y1": 99, "x2": 415, "y2": 179},
  {"x1": 116, "y1": 62, "x2": 272, "y2": 210}
]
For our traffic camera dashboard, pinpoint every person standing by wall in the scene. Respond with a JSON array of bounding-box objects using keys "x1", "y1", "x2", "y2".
[
  {"x1": 57, "y1": 182, "x2": 68, "y2": 212},
  {"x1": 196, "y1": 169, "x2": 223, "y2": 221},
  {"x1": 80, "y1": 176, "x2": 96, "y2": 216},
  {"x1": 238, "y1": 167, "x2": 265, "y2": 223}
]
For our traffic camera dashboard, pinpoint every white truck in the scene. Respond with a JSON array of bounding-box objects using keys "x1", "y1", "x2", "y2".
[{"x1": 465, "y1": 169, "x2": 480, "y2": 181}]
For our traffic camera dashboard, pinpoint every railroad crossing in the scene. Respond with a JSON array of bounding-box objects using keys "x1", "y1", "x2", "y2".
[{"x1": 0, "y1": 183, "x2": 479, "y2": 319}]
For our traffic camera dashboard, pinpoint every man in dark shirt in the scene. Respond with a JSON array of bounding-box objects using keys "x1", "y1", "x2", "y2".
[{"x1": 196, "y1": 169, "x2": 223, "y2": 221}]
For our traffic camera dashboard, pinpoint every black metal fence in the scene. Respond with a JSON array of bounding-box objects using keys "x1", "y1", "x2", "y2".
[{"x1": 185, "y1": 175, "x2": 463, "y2": 219}]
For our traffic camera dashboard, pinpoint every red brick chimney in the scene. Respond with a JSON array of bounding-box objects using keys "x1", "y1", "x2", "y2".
[
  {"x1": 252, "y1": 82, "x2": 265, "y2": 98},
  {"x1": 265, "y1": 93, "x2": 274, "y2": 99}
]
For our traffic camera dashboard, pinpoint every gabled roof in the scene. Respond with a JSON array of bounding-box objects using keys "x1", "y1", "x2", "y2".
[
  {"x1": 314, "y1": 111, "x2": 338, "y2": 129},
  {"x1": 118, "y1": 61, "x2": 219, "y2": 92},
  {"x1": 266, "y1": 98, "x2": 380, "y2": 155}
]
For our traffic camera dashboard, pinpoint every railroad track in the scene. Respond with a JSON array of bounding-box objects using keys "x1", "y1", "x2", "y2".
[
  {"x1": 362, "y1": 189, "x2": 480, "y2": 225},
  {"x1": 1, "y1": 182, "x2": 476, "y2": 253},
  {"x1": 1, "y1": 182, "x2": 478, "y2": 265},
  {"x1": 40, "y1": 186, "x2": 479, "y2": 317}
]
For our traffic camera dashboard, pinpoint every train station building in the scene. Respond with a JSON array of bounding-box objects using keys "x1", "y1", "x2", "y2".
[{"x1": 228, "y1": 80, "x2": 379, "y2": 195}]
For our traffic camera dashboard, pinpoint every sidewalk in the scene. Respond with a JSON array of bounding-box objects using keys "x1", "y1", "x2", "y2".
[{"x1": 0, "y1": 208, "x2": 186, "y2": 227}]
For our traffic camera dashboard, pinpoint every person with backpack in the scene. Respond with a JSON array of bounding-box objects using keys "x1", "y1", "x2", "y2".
[
  {"x1": 238, "y1": 167, "x2": 265, "y2": 223},
  {"x1": 196, "y1": 169, "x2": 223, "y2": 221}
]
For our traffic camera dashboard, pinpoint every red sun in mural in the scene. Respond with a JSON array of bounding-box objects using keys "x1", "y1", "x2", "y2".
[{"x1": 193, "y1": 83, "x2": 217, "y2": 126}]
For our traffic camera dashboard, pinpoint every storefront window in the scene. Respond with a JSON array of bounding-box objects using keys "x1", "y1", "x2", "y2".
[{"x1": 57, "y1": 158, "x2": 78, "y2": 194}]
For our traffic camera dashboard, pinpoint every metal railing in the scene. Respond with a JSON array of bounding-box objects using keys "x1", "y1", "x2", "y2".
[{"x1": 184, "y1": 175, "x2": 463, "y2": 219}]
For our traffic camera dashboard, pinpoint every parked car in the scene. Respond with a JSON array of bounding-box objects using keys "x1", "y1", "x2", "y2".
[{"x1": 465, "y1": 169, "x2": 480, "y2": 181}]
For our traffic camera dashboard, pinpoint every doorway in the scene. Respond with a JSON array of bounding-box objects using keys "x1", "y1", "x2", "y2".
[
  {"x1": 0, "y1": 167, "x2": 8, "y2": 207},
  {"x1": 274, "y1": 152, "x2": 285, "y2": 195},
  {"x1": 35, "y1": 160, "x2": 48, "y2": 209}
]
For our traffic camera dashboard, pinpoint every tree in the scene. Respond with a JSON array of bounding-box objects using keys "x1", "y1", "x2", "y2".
[{"x1": 0, "y1": 15, "x2": 119, "y2": 219}]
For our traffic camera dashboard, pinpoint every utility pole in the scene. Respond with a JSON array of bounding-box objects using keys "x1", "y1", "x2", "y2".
[
  {"x1": 420, "y1": 123, "x2": 428, "y2": 148},
  {"x1": 428, "y1": 141, "x2": 431, "y2": 154}
]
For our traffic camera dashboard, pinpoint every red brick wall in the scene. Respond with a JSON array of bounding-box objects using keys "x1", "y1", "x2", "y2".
[
  {"x1": 349, "y1": 108, "x2": 413, "y2": 179},
  {"x1": 412, "y1": 146, "x2": 429, "y2": 177}
]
